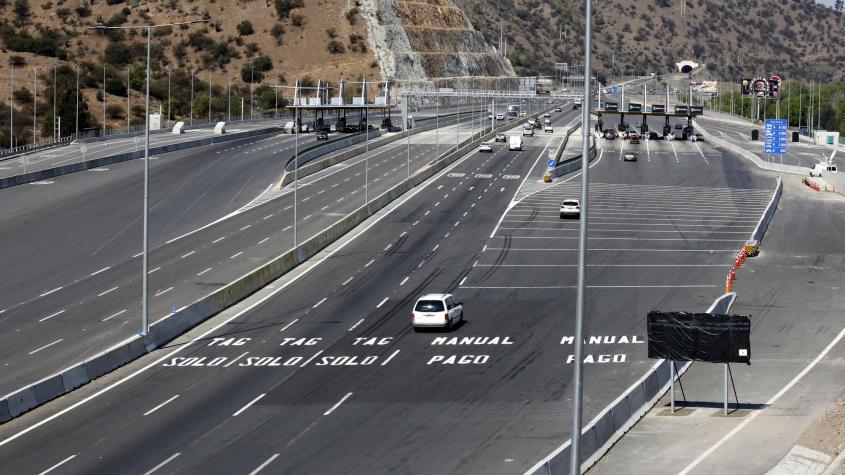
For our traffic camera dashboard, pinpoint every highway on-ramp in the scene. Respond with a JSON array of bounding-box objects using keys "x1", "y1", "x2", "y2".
[{"x1": 0, "y1": 113, "x2": 777, "y2": 474}]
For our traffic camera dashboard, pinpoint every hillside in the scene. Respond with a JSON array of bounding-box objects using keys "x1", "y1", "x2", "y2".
[{"x1": 455, "y1": 0, "x2": 845, "y2": 82}]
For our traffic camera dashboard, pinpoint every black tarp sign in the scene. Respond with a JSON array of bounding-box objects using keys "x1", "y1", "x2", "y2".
[
  {"x1": 647, "y1": 311, "x2": 751, "y2": 364},
  {"x1": 605, "y1": 102, "x2": 618, "y2": 111},
  {"x1": 675, "y1": 105, "x2": 688, "y2": 114},
  {"x1": 689, "y1": 105, "x2": 704, "y2": 114},
  {"x1": 651, "y1": 104, "x2": 666, "y2": 113},
  {"x1": 628, "y1": 103, "x2": 642, "y2": 112}
]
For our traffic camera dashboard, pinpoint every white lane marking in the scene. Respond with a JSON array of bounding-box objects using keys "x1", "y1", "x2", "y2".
[
  {"x1": 223, "y1": 352, "x2": 248, "y2": 368},
  {"x1": 39, "y1": 287, "x2": 63, "y2": 297},
  {"x1": 342, "y1": 277, "x2": 354, "y2": 286},
  {"x1": 97, "y1": 286, "x2": 119, "y2": 297},
  {"x1": 154, "y1": 287, "x2": 174, "y2": 297},
  {"x1": 148, "y1": 266, "x2": 161, "y2": 274},
  {"x1": 679, "y1": 327, "x2": 845, "y2": 475},
  {"x1": 364, "y1": 259, "x2": 375, "y2": 268},
  {"x1": 424, "y1": 210, "x2": 431, "y2": 216},
  {"x1": 400, "y1": 276, "x2": 409, "y2": 286},
  {"x1": 283, "y1": 205, "x2": 293, "y2": 211},
  {"x1": 90, "y1": 266, "x2": 111, "y2": 276},
  {"x1": 143, "y1": 453, "x2": 181, "y2": 475},
  {"x1": 381, "y1": 350, "x2": 400, "y2": 366},
  {"x1": 303, "y1": 214, "x2": 312, "y2": 220},
  {"x1": 240, "y1": 225, "x2": 252, "y2": 231},
  {"x1": 232, "y1": 393, "x2": 266, "y2": 417},
  {"x1": 462, "y1": 285, "x2": 717, "y2": 289},
  {"x1": 459, "y1": 276, "x2": 467, "y2": 286},
  {"x1": 376, "y1": 297, "x2": 389, "y2": 308},
  {"x1": 38, "y1": 454, "x2": 77, "y2": 475},
  {"x1": 695, "y1": 143, "x2": 709, "y2": 165},
  {"x1": 412, "y1": 220, "x2": 420, "y2": 226},
  {"x1": 280, "y1": 319, "x2": 299, "y2": 332},
  {"x1": 313, "y1": 297, "x2": 327, "y2": 308},
  {"x1": 434, "y1": 201, "x2": 441, "y2": 206},
  {"x1": 212, "y1": 236, "x2": 225, "y2": 244},
  {"x1": 432, "y1": 245, "x2": 439, "y2": 252},
  {"x1": 256, "y1": 237, "x2": 270, "y2": 245},
  {"x1": 263, "y1": 214, "x2": 274, "y2": 220},
  {"x1": 454, "y1": 221, "x2": 461, "y2": 226},
  {"x1": 248, "y1": 454, "x2": 280, "y2": 475},
  {"x1": 282, "y1": 225, "x2": 292, "y2": 231},
  {"x1": 196, "y1": 267, "x2": 213, "y2": 276},
  {"x1": 181, "y1": 251, "x2": 196, "y2": 258},
  {"x1": 230, "y1": 252, "x2": 243, "y2": 259},
  {"x1": 323, "y1": 392, "x2": 354, "y2": 416},
  {"x1": 143, "y1": 395, "x2": 180, "y2": 416},
  {"x1": 348, "y1": 318, "x2": 365, "y2": 332},
  {"x1": 384, "y1": 244, "x2": 392, "y2": 251},
  {"x1": 39, "y1": 310, "x2": 66, "y2": 322},
  {"x1": 300, "y1": 350, "x2": 324, "y2": 368},
  {"x1": 102, "y1": 309, "x2": 127, "y2": 322},
  {"x1": 28, "y1": 339, "x2": 64, "y2": 355},
  {"x1": 400, "y1": 231, "x2": 407, "y2": 237}
]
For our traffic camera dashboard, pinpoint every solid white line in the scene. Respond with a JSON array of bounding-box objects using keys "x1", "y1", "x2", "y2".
[
  {"x1": 313, "y1": 297, "x2": 327, "y2": 308},
  {"x1": 232, "y1": 393, "x2": 266, "y2": 417},
  {"x1": 97, "y1": 286, "x2": 119, "y2": 297},
  {"x1": 143, "y1": 453, "x2": 181, "y2": 475},
  {"x1": 400, "y1": 276, "x2": 409, "y2": 286},
  {"x1": 154, "y1": 287, "x2": 174, "y2": 297},
  {"x1": 279, "y1": 319, "x2": 299, "y2": 332},
  {"x1": 39, "y1": 287, "x2": 63, "y2": 297},
  {"x1": 679, "y1": 327, "x2": 845, "y2": 475},
  {"x1": 432, "y1": 245, "x2": 439, "y2": 252},
  {"x1": 323, "y1": 392, "x2": 353, "y2": 416},
  {"x1": 196, "y1": 267, "x2": 213, "y2": 276},
  {"x1": 180, "y1": 251, "x2": 196, "y2": 258},
  {"x1": 90, "y1": 266, "x2": 111, "y2": 276},
  {"x1": 384, "y1": 244, "x2": 392, "y2": 251},
  {"x1": 300, "y1": 350, "x2": 324, "y2": 368},
  {"x1": 462, "y1": 285, "x2": 717, "y2": 289},
  {"x1": 240, "y1": 225, "x2": 252, "y2": 231},
  {"x1": 39, "y1": 309, "x2": 65, "y2": 322},
  {"x1": 38, "y1": 454, "x2": 77, "y2": 475},
  {"x1": 143, "y1": 395, "x2": 180, "y2": 416},
  {"x1": 485, "y1": 247, "x2": 736, "y2": 252},
  {"x1": 248, "y1": 454, "x2": 280, "y2": 475},
  {"x1": 230, "y1": 252, "x2": 243, "y2": 259},
  {"x1": 282, "y1": 225, "x2": 292, "y2": 231},
  {"x1": 348, "y1": 318, "x2": 365, "y2": 332},
  {"x1": 102, "y1": 309, "x2": 127, "y2": 322},
  {"x1": 381, "y1": 350, "x2": 400, "y2": 366},
  {"x1": 28, "y1": 339, "x2": 64, "y2": 355},
  {"x1": 376, "y1": 297, "x2": 389, "y2": 308}
]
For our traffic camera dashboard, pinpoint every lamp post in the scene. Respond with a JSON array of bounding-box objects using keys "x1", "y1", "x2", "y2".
[
  {"x1": 86, "y1": 18, "x2": 209, "y2": 337},
  {"x1": 33, "y1": 65, "x2": 41, "y2": 145},
  {"x1": 190, "y1": 67, "x2": 194, "y2": 125},
  {"x1": 9, "y1": 65, "x2": 13, "y2": 149}
]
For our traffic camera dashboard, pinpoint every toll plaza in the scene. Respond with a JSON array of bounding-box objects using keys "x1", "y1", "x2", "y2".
[
  {"x1": 285, "y1": 78, "x2": 398, "y2": 132},
  {"x1": 594, "y1": 102, "x2": 704, "y2": 137}
]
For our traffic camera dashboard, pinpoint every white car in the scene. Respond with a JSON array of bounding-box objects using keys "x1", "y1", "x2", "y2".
[
  {"x1": 544, "y1": 118, "x2": 552, "y2": 125},
  {"x1": 494, "y1": 133, "x2": 507, "y2": 142},
  {"x1": 544, "y1": 125, "x2": 553, "y2": 133},
  {"x1": 509, "y1": 135, "x2": 523, "y2": 151},
  {"x1": 523, "y1": 125, "x2": 534, "y2": 137},
  {"x1": 560, "y1": 199, "x2": 581, "y2": 219},
  {"x1": 412, "y1": 294, "x2": 463, "y2": 331},
  {"x1": 479, "y1": 141, "x2": 493, "y2": 152},
  {"x1": 544, "y1": 112, "x2": 551, "y2": 118},
  {"x1": 665, "y1": 132, "x2": 675, "y2": 141},
  {"x1": 519, "y1": 112, "x2": 527, "y2": 117},
  {"x1": 495, "y1": 113, "x2": 505, "y2": 120}
]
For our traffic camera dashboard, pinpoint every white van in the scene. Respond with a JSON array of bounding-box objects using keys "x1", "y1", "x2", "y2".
[
  {"x1": 509, "y1": 135, "x2": 523, "y2": 151},
  {"x1": 810, "y1": 162, "x2": 837, "y2": 177}
]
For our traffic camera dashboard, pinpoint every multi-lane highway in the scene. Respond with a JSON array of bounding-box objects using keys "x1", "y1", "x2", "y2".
[{"x1": 0, "y1": 107, "x2": 778, "y2": 473}]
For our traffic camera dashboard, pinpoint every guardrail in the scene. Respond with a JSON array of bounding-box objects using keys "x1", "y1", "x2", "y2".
[
  {"x1": 526, "y1": 292, "x2": 737, "y2": 475},
  {"x1": 0, "y1": 126, "x2": 282, "y2": 190},
  {"x1": 0, "y1": 136, "x2": 75, "y2": 161},
  {"x1": 0, "y1": 105, "x2": 554, "y2": 424}
]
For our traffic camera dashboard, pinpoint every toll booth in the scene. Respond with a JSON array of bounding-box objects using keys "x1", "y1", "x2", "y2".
[{"x1": 596, "y1": 102, "x2": 703, "y2": 139}]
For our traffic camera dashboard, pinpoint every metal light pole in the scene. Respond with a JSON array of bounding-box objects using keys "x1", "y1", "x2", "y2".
[
  {"x1": 190, "y1": 68, "x2": 194, "y2": 125},
  {"x1": 570, "y1": 0, "x2": 592, "y2": 471},
  {"x1": 103, "y1": 65, "x2": 107, "y2": 133},
  {"x1": 208, "y1": 69, "x2": 212, "y2": 124},
  {"x1": 53, "y1": 63, "x2": 57, "y2": 140},
  {"x1": 294, "y1": 79, "x2": 300, "y2": 250},
  {"x1": 33, "y1": 65, "x2": 40, "y2": 145},
  {"x1": 167, "y1": 67, "x2": 172, "y2": 128},
  {"x1": 227, "y1": 78, "x2": 231, "y2": 121},
  {"x1": 86, "y1": 19, "x2": 208, "y2": 336},
  {"x1": 250, "y1": 64, "x2": 254, "y2": 120},
  {"x1": 127, "y1": 68, "x2": 130, "y2": 132},
  {"x1": 9, "y1": 64, "x2": 13, "y2": 149},
  {"x1": 75, "y1": 63, "x2": 80, "y2": 139}
]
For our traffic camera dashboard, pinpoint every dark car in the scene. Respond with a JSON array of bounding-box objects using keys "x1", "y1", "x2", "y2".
[
  {"x1": 603, "y1": 129, "x2": 617, "y2": 140},
  {"x1": 316, "y1": 131, "x2": 329, "y2": 140}
]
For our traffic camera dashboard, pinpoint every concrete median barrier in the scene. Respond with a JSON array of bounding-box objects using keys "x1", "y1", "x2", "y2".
[
  {"x1": 0, "y1": 107, "x2": 554, "y2": 423},
  {"x1": 0, "y1": 126, "x2": 281, "y2": 190},
  {"x1": 0, "y1": 399, "x2": 9, "y2": 424},
  {"x1": 32, "y1": 374, "x2": 65, "y2": 406},
  {"x1": 526, "y1": 292, "x2": 737, "y2": 475},
  {"x1": 752, "y1": 177, "x2": 783, "y2": 245}
]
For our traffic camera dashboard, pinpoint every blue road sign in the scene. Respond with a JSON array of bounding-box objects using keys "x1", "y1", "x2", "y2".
[
  {"x1": 547, "y1": 159, "x2": 557, "y2": 168},
  {"x1": 611, "y1": 85, "x2": 618, "y2": 94},
  {"x1": 764, "y1": 119, "x2": 788, "y2": 155}
]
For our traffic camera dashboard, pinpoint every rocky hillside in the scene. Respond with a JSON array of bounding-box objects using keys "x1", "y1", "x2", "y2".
[{"x1": 455, "y1": 0, "x2": 845, "y2": 82}]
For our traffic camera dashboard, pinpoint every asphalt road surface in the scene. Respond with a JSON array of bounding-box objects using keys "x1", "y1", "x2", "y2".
[
  {"x1": 0, "y1": 110, "x2": 519, "y2": 397},
  {"x1": 0, "y1": 111, "x2": 776, "y2": 474}
]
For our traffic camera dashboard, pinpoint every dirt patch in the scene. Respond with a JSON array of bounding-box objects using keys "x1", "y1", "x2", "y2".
[{"x1": 797, "y1": 394, "x2": 845, "y2": 463}]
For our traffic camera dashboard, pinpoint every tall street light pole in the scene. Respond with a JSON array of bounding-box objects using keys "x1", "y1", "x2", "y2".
[
  {"x1": 53, "y1": 63, "x2": 57, "y2": 141},
  {"x1": 570, "y1": 0, "x2": 593, "y2": 471},
  {"x1": 10, "y1": 65, "x2": 13, "y2": 149},
  {"x1": 86, "y1": 18, "x2": 208, "y2": 336},
  {"x1": 75, "y1": 63, "x2": 80, "y2": 139},
  {"x1": 190, "y1": 68, "x2": 194, "y2": 125},
  {"x1": 33, "y1": 65, "x2": 40, "y2": 145}
]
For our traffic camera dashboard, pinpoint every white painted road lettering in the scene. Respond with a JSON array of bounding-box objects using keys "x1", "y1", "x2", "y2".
[
  {"x1": 430, "y1": 336, "x2": 513, "y2": 345},
  {"x1": 559, "y1": 335, "x2": 643, "y2": 345},
  {"x1": 565, "y1": 354, "x2": 628, "y2": 364},
  {"x1": 316, "y1": 355, "x2": 379, "y2": 366},
  {"x1": 353, "y1": 337, "x2": 393, "y2": 346},
  {"x1": 427, "y1": 354, "x2": 490, "y2": 365},
  {"x1": 208, "y1": 337, "x2": 251, "y2": 347},
  {"x1": 280, "y1": 337, "x2": 321, "y2": 346}
]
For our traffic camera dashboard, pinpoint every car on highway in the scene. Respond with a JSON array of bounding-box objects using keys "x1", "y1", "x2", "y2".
[
  {"x1": 412, "y1": 294, "x2": 463, "y2": 331},
  {"x1": 603, "y1": 129, "x2": 617, "y2": 140},
  {"x1": 316, "y1": 131, "x2": 329, "y2": 140},
  {"x1": 523, "y1": 124, "x2": 535, "y2": 136},
  {"x1": 665, "y1": 132, "x2": 675, "y2": 141},
  {"x1": 544, "y1": 118, "x2": 552, "y2": 125},
  {"x1": 509, "y1": 135, "x2": 523, "y2": 151},
  {"x1": 494, "y1": 133, "x2": 507, "y2": 142},
  {"x1": 624, "y1": 151, "x2": 638, "y2": 161},
  {"x1": 560, "y1": 199, "x2": 581, "y2": 219},
  {"x1": 629, "y1": 132, "x2": 640, "y2": 144},
  {"x1": 649, "y1": 131, "x2": 661, "y2": 140},
  {"x1": 544, "y1": 124, "x2": 554, "y2": 133},
  {"x1": 544, "y1": 112, "x2": 551, "y2": 118},
  {"x1": 688, "y1": 134, "x2": 698, "y2": 142},
  {"x1": 555, "y1": 107, "x2": 562, "y2": 112},
  {"x1": 479, "y1": 141, "x2": 493, "y2": 152},
  {"x1": 519, "y1": 112, "x2": 527, "y2": 117},
  {"x1": 496, "y1": 113, "x2": 505, "y2": 120},
  {"x1": 533, "y1": 118, "x2": 542, "y2": 128},
  {"x1": 674, "y1": 123, "x2": 683, "y2": 130}
]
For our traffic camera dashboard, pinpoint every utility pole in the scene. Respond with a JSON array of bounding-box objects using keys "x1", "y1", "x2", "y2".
[
  {"x1": 190, "y1": 68, "x2": 194, "y2": 125},
  {"x1": 53, "y1": 63, "x2": 57, "y2": 140},
  {"x1": 9, "y1": 64, "x2": 13, "y2": 149},
  {"x1": 227, "y1": 78, "x2": 231, "y2": 121},
  {"x1": 33, "y1": 65, "x2": 40, "y2": 144},
  {"x1": 250, "y1": 63, "x2": 254, "y2": 120}
]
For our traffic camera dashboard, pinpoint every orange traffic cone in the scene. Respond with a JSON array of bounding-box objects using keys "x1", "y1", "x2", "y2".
[{"x1": 730, "y1": 269, "x2": 737, "y2": 281}]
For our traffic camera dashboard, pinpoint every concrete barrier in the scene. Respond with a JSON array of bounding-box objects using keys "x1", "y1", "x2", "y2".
[
  {"x1": 172, "y1": 121, "x2": 185, "y2": 134},
  {"x1": 751, "y1": 177, "x2": 783, "y2": 245},
  {"x1": 0, "y1": 106, "x2": 554, "y2": 423},
  {"x1": 526, "y1": 292, "x2": 737, "y2": 475},
  {"x1": 0, "y1": 126, "x2": 281, "y2": 190},
  {"x1": 214, "y1": 122, "x2": 226, "y2": 135}
]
